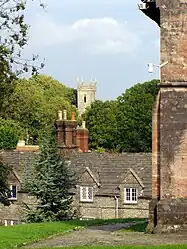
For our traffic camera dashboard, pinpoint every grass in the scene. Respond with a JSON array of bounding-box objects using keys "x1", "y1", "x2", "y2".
[
  {"x1": 0, "y1": 221, "x2": 76, "y2": 249},
  {"x1": 0, "y1": 218, "x2": 145, "y2": 249},
  {"x1": 1, "y1": 218, "x2": 186, "y2": 249}
]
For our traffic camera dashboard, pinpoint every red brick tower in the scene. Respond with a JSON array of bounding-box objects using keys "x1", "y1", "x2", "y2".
[{"x1": 140, "y1": 0, "x2": 187, "y2": 233}]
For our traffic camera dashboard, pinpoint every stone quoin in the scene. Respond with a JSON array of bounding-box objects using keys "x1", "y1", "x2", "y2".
[{"x1": 139, "y1": 0, "x2": 187, "y2": 233}]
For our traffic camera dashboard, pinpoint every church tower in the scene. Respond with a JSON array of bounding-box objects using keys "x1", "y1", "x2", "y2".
[{"x1": 77, "y1": 78, "x2": 97, "y2": 116}]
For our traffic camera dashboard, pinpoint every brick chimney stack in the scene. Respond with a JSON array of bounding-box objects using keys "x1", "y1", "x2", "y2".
[
  {"x1": 76, "y1": 121, "x2": 89, "y2": 152},
  {"x1": 55, "y1": 110, "x2": 65, "y2": 147},
  {"x1": 64, "y1": 111, "x2": 77, "y2": 147},
  {"x1": 55, "y1": 110, "x2": 89, "y2": 154},
  {"x1": 55, "y1": 110, "x2": 77, "y2": 156}
]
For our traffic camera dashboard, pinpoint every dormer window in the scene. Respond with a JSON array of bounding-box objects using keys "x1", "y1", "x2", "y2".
[
  {"x1": 124, "y1": 187, "x2": 137, "y2": 204},
  {"x1": 80, "y1": 186, "x2": 93, "y2": 202},
  {"x1": 9, "y1": 185, "x2": 17, "y2": 200},
  {"x1": 84, "y1": 95, "x2": 87, "y2": 103}
]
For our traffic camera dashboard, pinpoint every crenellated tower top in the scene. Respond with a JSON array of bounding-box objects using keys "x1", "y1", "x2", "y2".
[{"x1": 77, "y1": 77, "x2": 97, "y2": 116}]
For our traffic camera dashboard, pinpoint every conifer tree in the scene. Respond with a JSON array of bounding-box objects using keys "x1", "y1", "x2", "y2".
[
  {"x1": 0, "y1": 158, "x2": 11, "y2": 206},
  {"x1": 24, "y1": 126, "x2": 77, "y2": 222}
]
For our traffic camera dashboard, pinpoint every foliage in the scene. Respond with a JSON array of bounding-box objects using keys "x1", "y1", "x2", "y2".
[
  {"x1": 0, "y1": 158, "x2": 11, "y2": 206},
  {"x1": 24, "y1": 126, "x2": 77, "y2": 222},
  {"x1": 3, "y1": 75, "x2": 77, "y2": 144},
  {"x1": 0, "y1": 0, "x2": 44, "y2": 116},
  {"x1": 0, "y1": 118, "x2": 23, "y2": 149},
  {"x1": 116, "y1": 79, "x2": 159, "y2": 152},
  {"x1": 0, "y1": 0, "x2": 44, "y2": 76},
  {"x1": 0, "y1": 0, "x2": 44, "y2": 209},
  {"x1": 83, "y1": 80, "x2": 159, "y2": 152},
  {"x1": 0, "y1": 46, "x2": 16, "y2": 116},
  {"x1": 83, "y1": 100, "x2": 118, "y2": 151}
]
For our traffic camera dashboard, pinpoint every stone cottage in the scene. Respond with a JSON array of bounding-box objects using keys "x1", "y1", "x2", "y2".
[{"x1": 0, "y1": 110, "x2": 152, "y2": 225}]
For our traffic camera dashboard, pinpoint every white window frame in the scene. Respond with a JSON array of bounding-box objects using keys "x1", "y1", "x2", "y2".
[
  {"x1": 124, "y1": 187, "x2": 137, "y2": 204},
  {"x1": 9, "y1": 185, "x2": 17, "y2": 200},
  {"x1": 80, "y1": 186, "x2": 93, "y2": 202}
]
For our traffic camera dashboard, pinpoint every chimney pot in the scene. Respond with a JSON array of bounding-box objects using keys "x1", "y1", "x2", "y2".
[
  {"x1": 17, "y1": 140, "x2": 25, "y2": 147},
  {"x1": 63, "y1": 110, "x2": 67, "y2": 120},
  {"x1": 58, "y1": 110, "x2": 63, "y2": 120},
  {"x1": 71, "y1": 112, "x2": 76, "y2": 121},
  {"x1": 82, "y1": 121, "x2": 86, "y2": 129}
]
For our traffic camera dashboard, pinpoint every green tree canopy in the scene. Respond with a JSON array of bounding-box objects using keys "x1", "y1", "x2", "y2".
[
  {"x1": 3, "y1": 75, "x2": 77, "y2": 144},
  {"x1": 0, "y1": 1, "x2": 44, "y2": 116},
  {"x1": 0, "y1": 158, "x2": 11, "y2": 206},
  {"x1": 84, "y1": 79, "x2": 159, "y2": 153},
  {"x1": 0, "y1": 118, "x2": 23, "y2": 150},
  {"x1": 116, "y1": 79, "x2": 159, "y2": 152},
  {"x1": 83, "y1": 100, "x2": 118, "y2": 151},
  {"x1": 24, "y1": 126, "x2": 77, "y2": 223}
]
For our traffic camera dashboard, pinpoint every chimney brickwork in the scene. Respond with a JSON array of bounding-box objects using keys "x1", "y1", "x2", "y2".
[
  {"x1": 55, "y1": 110, "x2": 89, "y2": 156},
  {"x1": 76, "y1": 122, "x2": 89, "y2": 152}
]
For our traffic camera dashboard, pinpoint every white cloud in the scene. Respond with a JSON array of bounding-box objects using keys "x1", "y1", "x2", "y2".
[{"x1": 29, "y1": 16, "x2": 141, "y2": 55}]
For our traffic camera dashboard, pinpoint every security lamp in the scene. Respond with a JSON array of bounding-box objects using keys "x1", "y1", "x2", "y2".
[
  {"x1": 147, "y1": 61, "x2": 169, "y2": 73},
  {"x1": 138, "y1": 2, "x2": 147, "y2": 9},
  {"x1": 147, "y1": 63, "x2": 154, "y2": 73}
]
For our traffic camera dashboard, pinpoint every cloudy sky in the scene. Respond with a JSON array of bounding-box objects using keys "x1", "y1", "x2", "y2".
[{"x1": 24, "y1": 0, "x2": 160, "y2": 100}]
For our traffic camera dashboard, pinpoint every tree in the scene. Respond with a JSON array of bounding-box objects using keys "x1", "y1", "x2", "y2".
[
  {"x1": 0, "y1": 0, "x2": 44, "y2": 75},
  {"x1": 0, "y1": 158, "x2": 11, "y2": 206},
  {"x1": 3, "y1": 75, "x2": 77, "y2": 144},
  {"x1": 116, "y1": 79, "x2": 159, "y2": 152},
  {"x1": 0, "y1": 46, "x2": 16, "y2": 116},
  {"x1": 83, "y1": 100, "x2": 118, "y2": 151},
  {"x1": 0, "y1": 0, "x2": 44, "y2": 115},
  {"x1": 24, "y1": 126, "x2": 77, "y2": 223},
  {"x1": 0, "y1": 0, "x2": 44, "y2": 206},
  {"x1": 0, "y1": 118, "x2": 23, "y2": 149}
]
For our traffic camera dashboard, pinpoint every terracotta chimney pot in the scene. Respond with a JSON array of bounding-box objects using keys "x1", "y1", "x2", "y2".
[{"x1": 71, "y1": 112, "x2": 76, "y2": 121}]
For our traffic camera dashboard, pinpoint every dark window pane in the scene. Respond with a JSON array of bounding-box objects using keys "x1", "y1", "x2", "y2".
[
  {"x1": 12, "y1": 186, "x2": 17, "y2": 198},
  {"x1": 88, "y1": 187, "x2": 93, "y2": 199}
]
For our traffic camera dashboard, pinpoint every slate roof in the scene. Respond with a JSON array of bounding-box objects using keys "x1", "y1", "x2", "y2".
[
  {"x1": 0, "y1": 150, "x2": 152, "y2": 198},
  {"x1": 69, "y1": 152, "x2": 152, "y2": 198}
]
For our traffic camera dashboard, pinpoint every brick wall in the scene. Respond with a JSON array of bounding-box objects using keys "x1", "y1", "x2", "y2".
[
  {"x1": 148, "y1": 0, "x2": 187, "y2": 233},
  {"x1": 157, "y1": 0, "x2": 187, "y2": 82}
]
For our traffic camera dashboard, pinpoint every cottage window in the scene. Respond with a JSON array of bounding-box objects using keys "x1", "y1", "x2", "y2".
[
  {"x1": 124, "y1": 188, "x2": 137, "y2": 204},
  {"x1": 84, "y1": 95, "x2": 87, "y2": 103},
  {"x1": 80, "y1": 186, "x2": 93, "y2": 202},
  {"x1": 9, "y1": 185, "x2": 17, "y2": 200}
]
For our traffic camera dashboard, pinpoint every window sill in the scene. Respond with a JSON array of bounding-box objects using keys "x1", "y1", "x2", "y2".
[
  {"x1": 124, "y1": 201, "x2": 137, "y2": 205},
  {"x1": 9, "y1": 198, "x2": 17, "y2": 201},
  {"x1": 80, "y1": 199, "x2": 93, "y2": 203}
]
